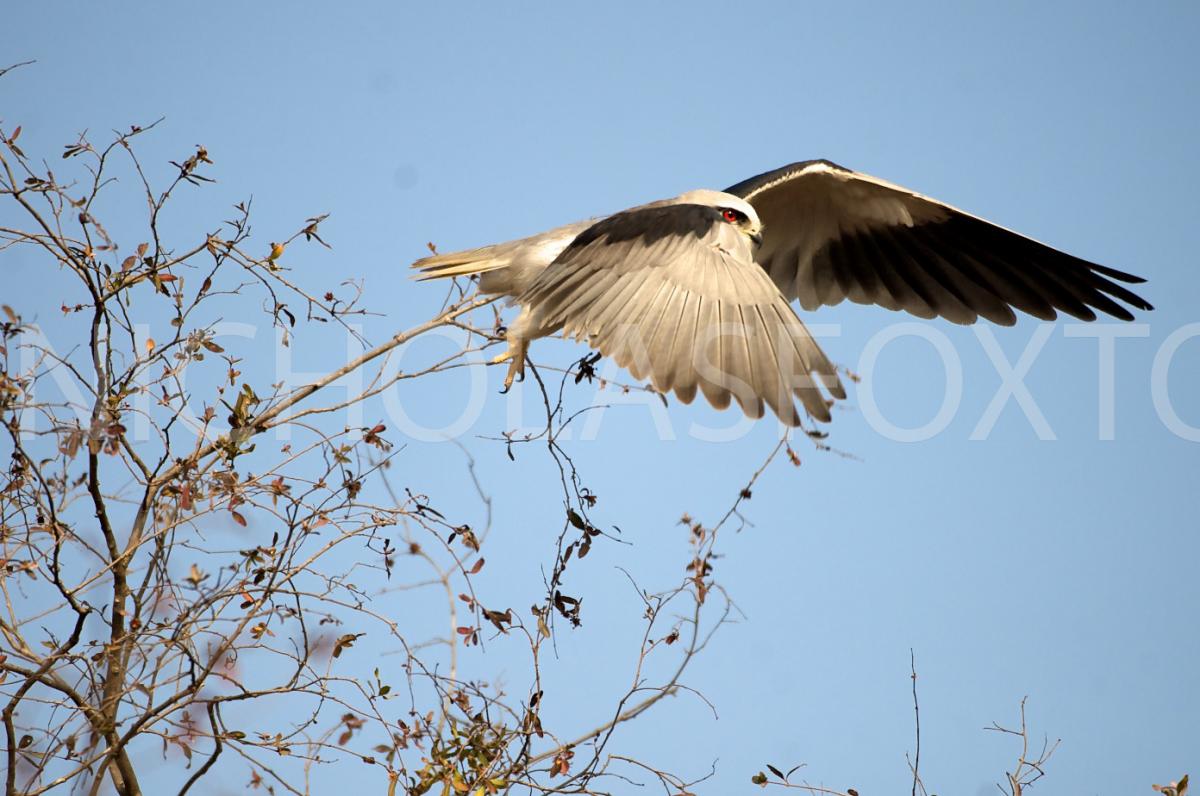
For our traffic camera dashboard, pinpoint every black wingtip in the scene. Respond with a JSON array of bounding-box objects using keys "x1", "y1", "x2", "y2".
[{"x1": 1091, "y1": 262, "x2": 1148, "y2": 284}]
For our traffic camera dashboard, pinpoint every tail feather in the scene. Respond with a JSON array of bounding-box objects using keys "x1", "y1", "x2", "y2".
[
  {"x1": 411, "y1": 219, "x2": 595, "y2": 295},
  {"x1": 412, "y1": 245, "x2": 510, "y2": 281}
]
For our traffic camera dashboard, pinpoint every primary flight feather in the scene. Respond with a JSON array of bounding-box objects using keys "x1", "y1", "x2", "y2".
[{"x1": 413, "y1": 159, "x2": 1152, "y2": 425}]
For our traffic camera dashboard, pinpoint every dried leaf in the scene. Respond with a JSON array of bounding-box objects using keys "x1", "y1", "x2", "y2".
[
  {"x1": 332, "y1": 633, "x2": 363, "y2": 658},
  {"x1": 1154, "y1": 776, "x2": 1190, "y2": 796}
]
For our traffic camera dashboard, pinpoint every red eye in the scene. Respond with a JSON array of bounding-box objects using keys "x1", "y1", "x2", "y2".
[{"x1": 721, "y1": 208, "x2": 739, "y2": 223}]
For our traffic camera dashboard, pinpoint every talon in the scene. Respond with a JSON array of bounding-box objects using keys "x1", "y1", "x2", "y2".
[
  {"x1": 502, "y1": 360, "x2": 519, "y2": 392},
  {"x1": 498, "y1": 339, "x2": 528, "y2": 393}
]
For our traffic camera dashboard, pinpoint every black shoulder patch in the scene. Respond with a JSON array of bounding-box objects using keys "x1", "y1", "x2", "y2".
[{"x1": 561, "y1": 204, "x2": 719, "y2": 256}]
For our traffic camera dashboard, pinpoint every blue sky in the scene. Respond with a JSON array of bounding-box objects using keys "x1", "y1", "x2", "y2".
[{"x1": 3, "y1": 2, "x2": 1198, "y2": 794}]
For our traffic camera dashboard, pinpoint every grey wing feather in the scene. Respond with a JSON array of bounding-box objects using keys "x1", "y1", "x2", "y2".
[
  {"x1": 522, "y1": 204, "x2": 843, "y2": 424},
  {"x1": 726, "y1": 160, "x2": 1152, "y2": 325}
]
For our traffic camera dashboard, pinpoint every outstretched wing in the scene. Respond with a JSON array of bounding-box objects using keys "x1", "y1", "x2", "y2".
[
  {"x1": 726, "y1": 160, "x2": 1153, "y2": 325},
  {"x1": 521, "y1": 203, "x2": 845, "y2": 424}
]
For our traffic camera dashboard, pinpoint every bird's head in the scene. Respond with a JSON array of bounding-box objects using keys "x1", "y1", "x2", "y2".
[{"x1": 675, "y1": 189, "x2": 764, "y2": 247}]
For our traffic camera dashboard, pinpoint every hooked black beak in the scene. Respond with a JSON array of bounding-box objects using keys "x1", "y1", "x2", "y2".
[{"x1": 749, "y1": 231, "x2": 764, "y2": 248}]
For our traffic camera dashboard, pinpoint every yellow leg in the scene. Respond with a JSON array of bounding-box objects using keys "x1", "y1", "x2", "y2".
[{"x1": 499, "y1": 339, "x2": 528, "y2": 392}]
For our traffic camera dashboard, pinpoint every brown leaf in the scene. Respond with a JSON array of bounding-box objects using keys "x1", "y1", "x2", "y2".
[
  {"x1": 468, "y1": 558, "x2": 485, "y2": 575},
  {"x1": 1154, "y1": 776, "x2": 1190, "y2": 796},
  {"x1": 332, "y1": 633, "x2": 363, "y2": 658},
  {"x1": 230, "y1": 510, "x2": 246, "y2": 527}
]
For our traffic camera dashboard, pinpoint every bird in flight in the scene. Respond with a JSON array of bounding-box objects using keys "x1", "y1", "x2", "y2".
[{"x1": 413, "y1": 160, "x2": 1151, "y2": 425}]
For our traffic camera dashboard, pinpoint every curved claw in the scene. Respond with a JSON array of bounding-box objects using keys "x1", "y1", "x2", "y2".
[{"x1": 497, "y1": 339, "x2": 528, "y2": 393}]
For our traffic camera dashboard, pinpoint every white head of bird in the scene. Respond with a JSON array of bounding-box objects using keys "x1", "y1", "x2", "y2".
[{"x1": 673, "y1": 189, "x2": 763, "y2": 247}]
